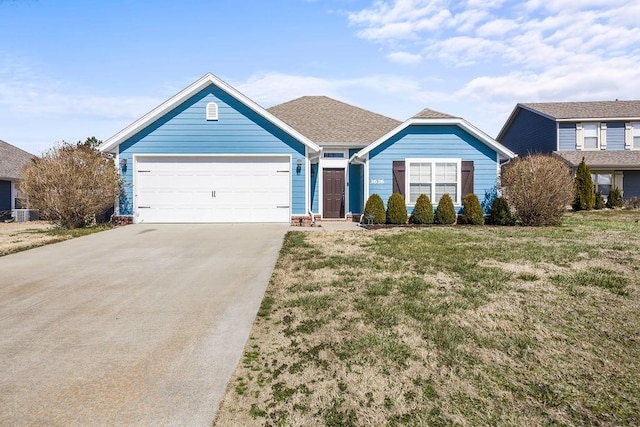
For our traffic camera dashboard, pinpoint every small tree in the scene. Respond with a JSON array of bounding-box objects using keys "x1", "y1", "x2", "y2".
[
  {"x1": 20, "y1": 143, "x2": 121, "y2": 228},
  {"x1": 594, "y1": 192, "x2": 605, "y2": 210},
  {"x1": 459, "y1": 193, "x2": 484, "y2": 225},
  {"x1": 606, "y1": 187, "x2": 624, "y2": 209},
  {"x1": 434, "y1": 193, "x2": 456, "y2": 225},
  {"x1": 573, "y1": 158, "x2": 595, "y2": 211},
  {"x1": 410, "y1": 194, "x2": 434, "y2": 224},
  {"x1": 386, "y1": 193, "x2": 408, "y2": 224},
  {"x1": 486, "y1": 196, "x2": 515, "y2": 225},
  {"x1": 363, "y1": 194, "x2": 386, "y2": 224},
  {"x1": 501, "y1": 155, "x2": 573, "y2": 226}
]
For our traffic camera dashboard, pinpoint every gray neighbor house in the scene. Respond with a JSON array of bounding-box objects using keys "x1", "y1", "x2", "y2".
[
  {"x1": 497, "y1": 101, "x2": 640, "y2": 199},
  {"x1": 0, "y1": 140, "x2": 34, "y2": 217}
]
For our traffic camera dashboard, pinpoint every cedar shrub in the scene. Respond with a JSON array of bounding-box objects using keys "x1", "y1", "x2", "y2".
[
  {"x1": 363, "y1": 194, "x2": 386, "y2": 224},
  {"x1": 487, "y1": 196, "x2": 515, "y2": 226},
  {"x1": 410, "y1": 194, "x2": 434, "y2": 224},
  {"x1": 606, "y1": 187, "x2": 624, "y2": 209},
  {"x1": 386, "y1": 193, "x2": 408, "y2": 224},
  {"x1": 434, "y1": 193, "x2": 456, "y2": 225},
  {"x1": 459, "y1": 193, "x2": 485, "y2": 225},
  {"x1": 573, "y1": 158, "x2": 595, "y2": 211},
  {"x1": 594, "y1": 192, "x2": 605, "y2": 210}
]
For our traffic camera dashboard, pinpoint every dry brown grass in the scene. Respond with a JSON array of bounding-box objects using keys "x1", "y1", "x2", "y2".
[
  {"x1": 0, "y1": 221, "x2": 58, "y2": 255},
  {"x1": 215, "y1": 210, "x2": 640, "y2": 426}
]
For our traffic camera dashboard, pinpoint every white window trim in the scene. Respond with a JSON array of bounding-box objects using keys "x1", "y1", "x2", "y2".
[
  {"x1": 206, "y1": 102, "x2": 218, "y2": 121},
  {"x1": 626, "y1": 122, "x2": 640, "y2": 150},
  {"x1": 578, "y1": 122, "x2": 603, "y2": 151},
  {"x1": 405, "y1": 158, "x2": 461, "y2": 205}
]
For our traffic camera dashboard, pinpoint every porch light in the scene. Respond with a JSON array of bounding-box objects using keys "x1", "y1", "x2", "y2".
[{"x1": 119, "y1": 158, "x2": 127, "y2": 172}]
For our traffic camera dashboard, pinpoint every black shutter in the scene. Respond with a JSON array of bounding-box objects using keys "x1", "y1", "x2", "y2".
[
  {"x1": 392, "y1": 161, "x2": 405, "y2": 198},
  {"x1": 461, "y1": 161, "x2": 474, "y2": 197}
]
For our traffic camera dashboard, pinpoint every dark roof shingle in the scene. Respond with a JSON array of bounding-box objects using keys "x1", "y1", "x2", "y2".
[
  {"x1": 0, "y1": 140, "x2": 35, "y2": 180},
  {"x1": 521, "y1": 101, "x2": 640, "y2": 120},
  {"x1": 553, "y1": 150, "x2": 640, "y2": 168},
  {"x1": 268, "y1": 96, "x2": 401, "y2": 144}
]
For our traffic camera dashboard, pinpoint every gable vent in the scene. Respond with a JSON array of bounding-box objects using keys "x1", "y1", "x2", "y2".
[{"x1": 206, "y1": 102, "x2": 219, "y2": 121}]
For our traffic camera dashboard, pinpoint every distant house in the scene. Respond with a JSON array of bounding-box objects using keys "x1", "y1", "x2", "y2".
[
  {"x1": 497, "y1": 101, "x2": 640, "y2": 199},
  {"x1": 0, "y1": 140, "x2": 34, "y2": 214},
  {"x1": 99, "y1": 73, "x2": 516, "y2": 224}
]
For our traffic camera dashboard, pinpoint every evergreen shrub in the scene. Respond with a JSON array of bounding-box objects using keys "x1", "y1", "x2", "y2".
[
  {"x1": 573, "y1": 158, "x2": 595, "y2": 211},
  {"x1": 363, "y1": 194, "x2": 386, "y2": 224},
  {"x1": 606, "y1": 187, "x2": 624, "y2": 209},
  {"x1": 486, "y1": 197, "x2": 515, "y2": 225},
  {"x1": 410, "y1": 194, "x2": 434, "y2": 224},
  {"x1": 434, "y1": 193, "x2": 456, "y2": 225},
  {"x1": 386, "y1": 193, "x2": 408, "y2": 224},
  {"x1": 459, "y1": 193, "x2": 484, "y2": 225}
]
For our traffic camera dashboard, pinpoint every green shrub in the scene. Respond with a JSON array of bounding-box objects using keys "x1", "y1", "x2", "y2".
[
  {"x1": 386, "y1": 193, "x2": 408, "y2": 224},
  {"x1": 501, "y1": 155, "x2": 574, "y2": 226},
  {"x1": 606, "y1": 187, "x2": 624, "y2": 209},
  {"x1": 486, "y1": 197, "x2": 515, "y2": 225},
  {"x1": 410, "y1": 194, "x2": 433, "y2": 224},
  {"x1": 573, "y1": 157, "x2": 595, "y2": 211},
  {"x1": 363, "y1": 194, "x2": 386, "y2": 224},
  {"x1": 594, "y1": 192, "x2": 605, "y2": 210},
  {"x1": 434, "y1": 194, "x2": 456, "y2": 225},
  {"x1": 459, "y1": 193, "x2": 484, "y2": 225}
]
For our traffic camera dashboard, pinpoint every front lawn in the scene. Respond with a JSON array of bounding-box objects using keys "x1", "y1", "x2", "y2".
[
  {"x1": 215, "y1": 211, "x2": 640, "y2": 426},
  {"x1": 0, "y1": 222, "x2": 112, "y2": 256}
]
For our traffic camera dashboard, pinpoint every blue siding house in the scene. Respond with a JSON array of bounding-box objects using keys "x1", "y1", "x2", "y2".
[
  {"x1": 353, "y1": 109, "x2": 516, "y2": 214},
  {"x1": 100, "y1": 73, "x2": 515, "y2": 224},
  {"x1": 498, "y1": 101, "x2": 640, "y2": 199}
]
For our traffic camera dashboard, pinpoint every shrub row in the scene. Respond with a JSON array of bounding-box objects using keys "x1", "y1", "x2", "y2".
[{"x1": 362, "y1": 192, "x2": 488, "y2": 226}]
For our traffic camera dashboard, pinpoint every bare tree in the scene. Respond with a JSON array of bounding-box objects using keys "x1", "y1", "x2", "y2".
[{"x1": 20, "y1": 142, "x2": 121, "y2": 228}]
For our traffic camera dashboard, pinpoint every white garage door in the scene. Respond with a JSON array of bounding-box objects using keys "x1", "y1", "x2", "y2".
[{"x1": 135, "y1": 156, "x2": 291, "y2": 223}]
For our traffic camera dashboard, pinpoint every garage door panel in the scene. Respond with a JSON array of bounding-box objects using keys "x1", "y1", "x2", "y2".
[{"x1": 135, "y1": 156, "x2": 290, "y2": 223}]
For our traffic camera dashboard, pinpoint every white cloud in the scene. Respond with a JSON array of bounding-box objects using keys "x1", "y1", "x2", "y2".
[
  {"x1": 387, "y1": 51, "x2": 422, "y2": 64},
  {"x1": 0, "y1": 55, "x2": 159, "y2": 120},
  {"x1": 475, "y1": 18, "x2": 518, "y2": 37},
  {"x1": 234, "y1": 72, "x2": 425, "y2": 107}
]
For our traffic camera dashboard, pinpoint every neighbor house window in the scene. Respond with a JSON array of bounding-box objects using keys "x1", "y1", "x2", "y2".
[
  {"x1": 407, "y1": 159, "x2": 460, "y2": 204},
  {"x1": 592, "y1": 173, "x2": 612, "y2": 196},
  {"x1": 634, "y1": 123, "x2": 640, "y2": 148},
  {"x1": 583, "y1": 123, "x2": 599, "y2": 149}
]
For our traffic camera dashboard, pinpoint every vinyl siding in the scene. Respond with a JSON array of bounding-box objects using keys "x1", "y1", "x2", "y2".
[
  {"x1": 607, "y1": 122, "x2": 625, "y2": 150},
  {"x1": 118, "y1": 85, "x2": 307, "y2": 216},
  {"x1": 310, "y1": 163, "x2": 319, "y2": 214},
  {"x1": 558, "y1": 123, "x2": 577, "y2": 151},
  {"x1": 348, "y1": 149, "x2": 363, "y2": 214},
  {"x1": 367, "y1": 125, "x2": 499, "y2": 213},
  {"x1": 499, "y1": 108, "x2": 557, "y2": 155},
  {"x1": 624, "y1": 170, "x2": 640, "y2": 198}
]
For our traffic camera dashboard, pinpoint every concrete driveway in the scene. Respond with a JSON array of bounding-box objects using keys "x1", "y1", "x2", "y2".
[{"x1": 0, "y1": 223, "x2": 287, "y2": 426}]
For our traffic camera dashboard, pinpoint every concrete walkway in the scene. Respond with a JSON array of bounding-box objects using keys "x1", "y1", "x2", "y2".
[{"x1": 0, "y1": 224, "x2": 287, "y2": 426}]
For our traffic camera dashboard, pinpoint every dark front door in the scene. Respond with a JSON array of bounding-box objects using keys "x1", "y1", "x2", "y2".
[
  {"x1": 323, "y1": 168, "x2": 344, "y2": 218},
  {"x1": 0, "y1": 180, "x2": 11, "y2": 211}
]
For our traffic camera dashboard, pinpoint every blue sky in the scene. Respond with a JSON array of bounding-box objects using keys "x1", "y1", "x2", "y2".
[{"x1": 2, "y1": 0, "x2": 640, "y2": 155}]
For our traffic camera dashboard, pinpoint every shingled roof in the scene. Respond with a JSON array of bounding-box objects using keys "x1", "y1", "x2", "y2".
[
  {"x1": 521, "y1": 101, "x2": 640, "y2": 120},
  {"x1": 412, "y1": 107, "x2": 457, "y2": 119},
  {"x1": 0, "y1": 140, "x2": 34, "y2": 180},
  {"x1": 553, "y1": 150, "x2": 640, "y2": 168},
  {"x1": 267, "y1": 96, "x2": 401, "y2": 144}
]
